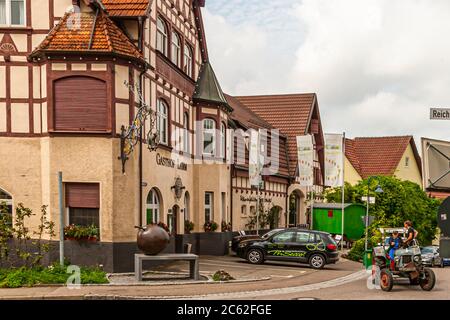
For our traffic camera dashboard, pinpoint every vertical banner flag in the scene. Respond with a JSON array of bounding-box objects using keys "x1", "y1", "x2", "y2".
[
  {"x1": 296, "y1": 135, "x2": 314, "y2": 187},
  {"x1": 324, "y1": 133, "x2": 344, "y2": 187},
  {"x1": 249, "y1": 130, "x2": 262, "y2": 187}
]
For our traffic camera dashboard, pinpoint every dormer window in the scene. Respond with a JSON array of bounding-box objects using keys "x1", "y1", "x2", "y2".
[{"x1": 0, "y1": 0, "x2": 25, "y2": 26}]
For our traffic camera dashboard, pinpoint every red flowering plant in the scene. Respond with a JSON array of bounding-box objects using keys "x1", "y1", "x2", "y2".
[
  {"x1": 64, "y1": 224, "x2": 99, "y2": 241},
  {"x1": 203, "y1": 221, "x2": 218, "y2": 232}
]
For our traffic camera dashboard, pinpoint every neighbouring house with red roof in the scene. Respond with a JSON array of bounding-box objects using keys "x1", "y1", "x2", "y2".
[
  {"x1": 0, "y1": 0, "x2": 326, "y2": 271},
  {"x1": 344, "y1": 136, "x2": 422, "y2": 186}
]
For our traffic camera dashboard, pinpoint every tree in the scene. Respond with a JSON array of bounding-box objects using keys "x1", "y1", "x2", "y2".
[{"x1": 324, "y1": 176, "x2": 440, "y2": 246}]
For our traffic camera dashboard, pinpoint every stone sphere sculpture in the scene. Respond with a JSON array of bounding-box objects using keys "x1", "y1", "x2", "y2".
[{"x1": 136, "y1": 225, "x2": 170, "y2": 255}]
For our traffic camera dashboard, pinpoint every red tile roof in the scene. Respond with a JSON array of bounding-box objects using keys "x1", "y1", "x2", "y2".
[
  {"x1": 234, "y1": 94, "x2": 316, "y2": 169},
  {"x1": 345, "y1": 136, "x2": 421, "y2": 179},
  {"x1": 102, "y1": 0, "x2": 150, "y2": 17},
  {"x1": 30, "y1": 11, "x2": 143, "y2": 61},
  {"x1": 225, "y1": 94, "x2": 273, "y2": 130},
  {"x1": 225, "y1": 94, "x2": 290, "y2": 178}
]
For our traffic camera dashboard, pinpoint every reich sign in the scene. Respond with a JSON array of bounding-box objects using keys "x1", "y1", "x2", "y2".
[{"x1": 430, "y1": 108, "x2": 450, "y2": 120}]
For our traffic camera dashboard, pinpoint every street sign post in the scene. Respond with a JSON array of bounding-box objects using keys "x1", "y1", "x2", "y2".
[
  {"x1": 362, "y1": 196, "x2": 376, "y2": 204},
  {"x1": 430, "y1": 108, "x2": 450, "y2": 120}
]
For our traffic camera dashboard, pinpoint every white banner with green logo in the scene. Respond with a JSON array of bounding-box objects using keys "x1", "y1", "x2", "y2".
[{"x1": 296, "y1": 135, "x2": 314, "y2": 187}]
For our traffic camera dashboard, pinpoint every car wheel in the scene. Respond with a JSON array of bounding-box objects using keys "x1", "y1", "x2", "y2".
[
  {"x1": 380, "y1": 269, "x2": 394, "y2": 292},
  {"x1": 247, "y1": 249, "x2": 264, "y2": 265},
  {"x1": 309, "y1": 254, "x2": 325, "y2": 269},
  {"x1": 419, "y1": 268, "x2": 436, "y2": 291}
]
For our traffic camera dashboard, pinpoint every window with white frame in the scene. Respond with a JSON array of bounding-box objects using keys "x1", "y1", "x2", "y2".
[
  {"x1": 0, "y1": 0, "x2": 25, "y2": 26},
  {"x1": 203, "y1": 118, "x2": 216, "y2": 156},
  {"x1": 220, "y1": 122, "x2": 226, "y2": 159},
  {"x1": 156, "y1": 17, "x2": 168, "y2": 56},
  {"x1": 183, "y1": 112, "x2": 190, "y2": 153},
  {"x1": 157, "y1": 99, "x2": 168, "y2": 145},
  {"x1": 146, "y1": 188, "x2": 160, "y2": 225},
  {"x1": 171, "y1": 31, "x2": 181, "y2": 67},
  {"x1": 205, "y1": 192, "x2": 213, "y2": 222},
  {"x1": 184, "y1": 44, "x2": 193, "y2": 77}
]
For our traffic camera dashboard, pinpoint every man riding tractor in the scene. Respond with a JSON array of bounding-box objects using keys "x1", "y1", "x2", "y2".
[{"x1": 372, "y1": 222, "x2": 436, "y2": 292}]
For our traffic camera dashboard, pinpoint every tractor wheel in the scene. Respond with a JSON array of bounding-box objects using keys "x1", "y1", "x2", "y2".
[
  {"x1": 380, "y1": 269, "x2": 394, "y2": 292},
  {"x1": 419, "y1": 268, "x2": 436, "y2": 291}
]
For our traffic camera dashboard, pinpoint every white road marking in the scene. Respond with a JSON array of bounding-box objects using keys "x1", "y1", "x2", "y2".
[{"x1": 157, "y1": 269, "x2": 368, "y2": 300}]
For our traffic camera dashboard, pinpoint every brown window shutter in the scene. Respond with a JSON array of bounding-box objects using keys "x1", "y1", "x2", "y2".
[
  {"x1": 54, "y1": 76, "x2": 108, "y2": 132},
  {"x1": 65, "y1": 183, "x2": 100, "y2": 209}
]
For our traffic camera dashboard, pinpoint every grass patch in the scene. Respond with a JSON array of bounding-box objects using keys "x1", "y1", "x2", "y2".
[{"x1": 0, "y1": 262, "x2": 108, "y2": 288}]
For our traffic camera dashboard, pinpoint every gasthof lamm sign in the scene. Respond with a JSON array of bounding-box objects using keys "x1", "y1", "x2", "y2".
[{"x1": 430, "y1": 108, "x2": 450, "y2": 120}]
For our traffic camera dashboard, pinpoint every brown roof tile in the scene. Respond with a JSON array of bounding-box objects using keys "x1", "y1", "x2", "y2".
[
  {"x1": 234, "y1": 94, "x2": 316, "y2": 170},
  {"x1": 226, "y1": 94, "x2": 290, "y2": 178},
  {"x1": 31, "y1": 11, "x2": 143, "y2": 61},
  {"x1": 102, "y1": 0, "x2": 150, "y2": 17},
  {"x1": 345, "y1": 136, "x2": 419, "y2": 179}
]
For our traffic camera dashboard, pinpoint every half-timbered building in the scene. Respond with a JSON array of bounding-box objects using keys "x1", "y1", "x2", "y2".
[{"x1": 0, "y1": 0, "x2": 325, "y2": 271}]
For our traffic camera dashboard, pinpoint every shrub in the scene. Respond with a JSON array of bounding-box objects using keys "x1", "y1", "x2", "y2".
[
  {"x1": 184, "y1": 220, "x2": 194, "y2": 234},
  {"x1": 0, "y1": 262, "x2": 108, "y2": 288},
  {"x1": 212, "y1": 270, "x2": 234, "y2": 282}
]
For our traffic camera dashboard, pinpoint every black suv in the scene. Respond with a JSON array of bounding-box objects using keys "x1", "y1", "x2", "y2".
[{"x1": 236, "y1": 228, "x2": 339, "y2": 269}]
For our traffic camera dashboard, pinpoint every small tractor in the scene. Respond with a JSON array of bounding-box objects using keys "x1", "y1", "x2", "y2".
[{"x1": 372, "y1": 228, "x2": 436, "y2": 292}]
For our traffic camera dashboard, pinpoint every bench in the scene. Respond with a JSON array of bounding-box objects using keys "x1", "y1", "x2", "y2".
[{"x1": 134, "y1": 253, "x2": 199, "y2": 281}]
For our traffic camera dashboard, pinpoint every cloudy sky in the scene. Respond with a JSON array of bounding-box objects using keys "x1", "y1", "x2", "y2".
[{"x1": 203, "y1": 0, "x2": 449, "y2": 146}]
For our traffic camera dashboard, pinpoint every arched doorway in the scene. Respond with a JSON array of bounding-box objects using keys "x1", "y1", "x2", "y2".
[
  {"x1": 170, "y1": 205, "x2": 180, "y2": 235},
  {"x1": 0, "y1": 188, "x2": 12, "y2": 221},
  {"x1": 145, "y1": 188, "x2": 162, "y2": 226},
  {"x1": 289, "y1": 190, "x2": 305, "y2": 227},
  {"x1": 268, "y1": 206, "x2": 282, "y2": 229}
]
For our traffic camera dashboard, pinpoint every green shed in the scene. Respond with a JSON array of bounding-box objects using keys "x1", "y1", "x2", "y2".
[{"x1": 312, "y1": 203, "x2": 369, "y2": 241}]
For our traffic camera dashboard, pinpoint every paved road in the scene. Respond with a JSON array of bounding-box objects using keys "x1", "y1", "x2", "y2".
[
  {"x1": 253, "y1": 267, "x2": 450, "y2": 300},
  {"x1": 0, "y1": 255, "x2": 448, "y2": 300}
]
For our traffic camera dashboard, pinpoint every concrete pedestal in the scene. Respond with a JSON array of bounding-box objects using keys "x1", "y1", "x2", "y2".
[{"x1": 134, "y1": 253, "x2": 199, "y2": 281}]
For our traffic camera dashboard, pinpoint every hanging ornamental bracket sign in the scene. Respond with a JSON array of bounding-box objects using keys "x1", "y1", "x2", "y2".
[{"x1": 118, "y1": 80, "x2": 160, "y2": 174}]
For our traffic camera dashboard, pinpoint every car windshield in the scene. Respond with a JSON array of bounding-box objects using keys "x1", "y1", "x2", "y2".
[
  {"x1": 421, "y1": 247, "x2": 436, "y2": 254},
  {"x1": 262, "y1": 229, "x2": 282, "y2": 240}
]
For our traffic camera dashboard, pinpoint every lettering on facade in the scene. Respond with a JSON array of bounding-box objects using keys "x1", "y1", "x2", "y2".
[
  {"x1": 240, "y1": 195, "x2": 272, "y2": 203},
  {"x1": 156, "y1": 153, "x2": 187, "y2": 171}
]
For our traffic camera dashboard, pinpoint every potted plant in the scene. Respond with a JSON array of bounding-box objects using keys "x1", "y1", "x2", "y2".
[
  {"x1": 203, "y1": 221, "x2": 218, "y2": 233},
  {"x1": 64, "y1": 224, "x2": 99, "y2": 242},
  {"x1": 185, "y1": 220, "x2": 194, "y2": 234},
  {"x1": 221, "y1": 221, "x2": 232, "y2": 232}
]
